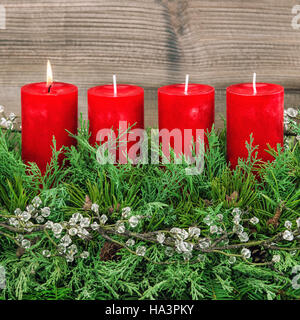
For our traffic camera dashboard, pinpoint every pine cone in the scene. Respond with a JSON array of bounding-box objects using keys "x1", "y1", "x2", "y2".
[
  {"x1": 99, "y1": 241, "x2": 121, "y2": 261},
  {"x1": 83, "y1": 195, "x2": 92, "y2": 211},
  {"x1": 226, "y1": 191, "x2": 239, "y2": 205},
  {"x1": 250, "y1": 246, "x2": 268, "y2": 263}
]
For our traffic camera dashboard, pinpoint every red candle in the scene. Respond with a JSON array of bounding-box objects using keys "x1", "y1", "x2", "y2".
[
  {"x1": 22, "y1": 62, "x2": 78, "y2": 174},
  {"x1": 88, "y1": 79, "x2": 144, "y2": 163},
  {"x1": 226, "y1": 80, "x2": 284, "y2": 168},
  {"x1": 158, "y1": 79, "x2": 215, "y2": 159}
]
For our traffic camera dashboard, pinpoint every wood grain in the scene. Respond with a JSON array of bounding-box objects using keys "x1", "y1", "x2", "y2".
[{"x1": 0, "y1": 0, "x2": 300, "y2": 129}]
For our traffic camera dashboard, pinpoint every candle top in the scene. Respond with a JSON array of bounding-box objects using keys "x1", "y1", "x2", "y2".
[
  {"x1": 227, "y1": 83, "x2": 284, "y2": 96},
  {"x1": 88, "y1": 84, "x2": 143, "y2": 97},
  {"x1": 21, "y1": 82, "x2": 77, "y2": 95},
  {"x1": 158, "y1": 84, "x2": 214, "y2": 96}
]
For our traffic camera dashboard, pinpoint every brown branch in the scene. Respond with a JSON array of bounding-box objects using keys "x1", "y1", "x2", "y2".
[
  {"x1": 1, "y1": 217, "x2": 299, "y2": 262},
  {"x1": 0, "y1": 222, "x2": 20, "y2": 233},
  {"x1": 0, "y1": 222, "x2": 45, "y2": 233},
  {"x1": 99, "y1": 227, "x2": 300, "y2": 255}
]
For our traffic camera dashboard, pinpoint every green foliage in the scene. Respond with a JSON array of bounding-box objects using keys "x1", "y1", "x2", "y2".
[
  {"x1": 211, "y1": 167, "x2": 257, "y2": 209},
  {"x1": 0, "y1": 117, "x2": 299, "y2": 301},
  {"x1": 0, "y1": 177, "x2": 32, "y2": 211}
]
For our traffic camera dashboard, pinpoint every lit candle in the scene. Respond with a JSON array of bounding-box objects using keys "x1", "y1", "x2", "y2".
[
  {"x1": 158, "y1": 78, "x2": 215, "y2": 158},
  {"x1": 21, "y1": 61, "x2": 78, "y2": 173},
  {"x1": 226, "y1": 74, "x2": 284, "y2": 168},
  {"x1": 88, "y1": 76, "x2": 144, "y2": 163}
]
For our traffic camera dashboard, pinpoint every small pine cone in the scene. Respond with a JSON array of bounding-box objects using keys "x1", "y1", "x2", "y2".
[
  {"x1": 83, "y1": 195, "x2": 92, "y2": 211},
  {"x1": 99, "y1": 241, "x2": 121, "y2": 262},
  {"x1": 250, "y1": 246, "x2": 268, "y2": 263}
]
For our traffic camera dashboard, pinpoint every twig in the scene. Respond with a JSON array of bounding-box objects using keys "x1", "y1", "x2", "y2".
[{"x1": 1, "y1": 215, "x2": 299, "y2": 266}]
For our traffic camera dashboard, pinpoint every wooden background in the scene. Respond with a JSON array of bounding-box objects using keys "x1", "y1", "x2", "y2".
[{"x1": 1, "y1": 0, "x2": 300, "y2": 129}]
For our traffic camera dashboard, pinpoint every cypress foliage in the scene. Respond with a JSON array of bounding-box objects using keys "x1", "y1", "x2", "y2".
[{"x1": 0, "y1": 111, "x2": 299, "y2": 300}]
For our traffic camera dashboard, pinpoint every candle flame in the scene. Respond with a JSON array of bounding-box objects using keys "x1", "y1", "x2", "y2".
[{"x1": 47, "y1": 60, "x2": 53, "y2": 88}]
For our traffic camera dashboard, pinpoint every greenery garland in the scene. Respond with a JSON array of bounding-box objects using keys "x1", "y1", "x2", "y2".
[{"x1": 0, "y1": 107, "x2": 299, "y2": 300}]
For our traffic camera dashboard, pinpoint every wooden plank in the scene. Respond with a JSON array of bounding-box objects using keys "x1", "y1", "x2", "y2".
[{"x1": 0, "y1": 0, "x2": 299, "y2": 129}]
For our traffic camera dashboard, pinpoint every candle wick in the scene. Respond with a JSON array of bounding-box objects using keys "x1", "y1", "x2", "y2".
[
  {"x1": 184, "y1": 74, "x2": 189, "y2": 95},
  {"x1": 113, "y1": 74, "x2": 117, "y2": 97},
  {"x1": 253, "y1": 72, "x2": 257, "y2": 95},
  {"x1": 48, "y1": 84, "x2": 52, "y2": 93}
]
